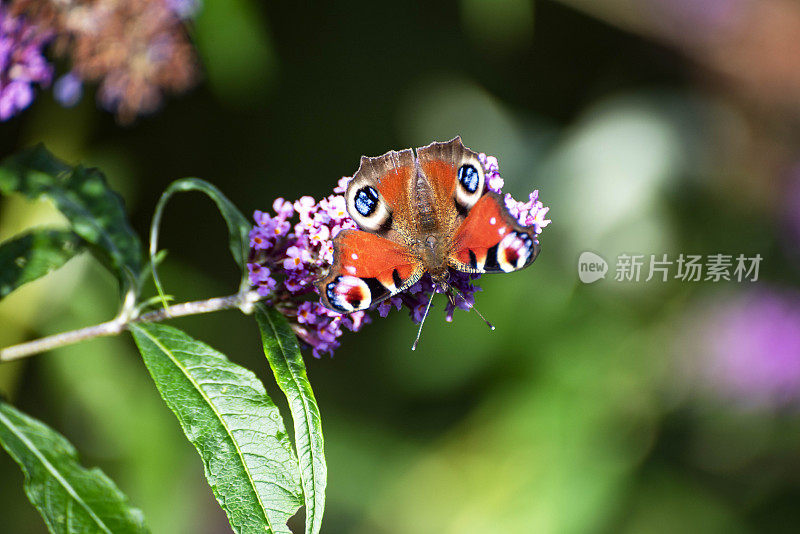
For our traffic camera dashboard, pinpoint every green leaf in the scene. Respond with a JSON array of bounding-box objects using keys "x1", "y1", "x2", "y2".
[
  {"x1": 149, "y1": 178, "x2": 252, "y2": 306},
  {"x1": 129, "y1": 323, "x2": 303, "y2": 534},
  {"x1": 0, "y1": 145, "x2": 143, "y2": 293},
  {"x1": 0, "y1": 401, "x2": 149, "y2": 534},
  {"x1": 255, "y1": 305, "x2": 326, "y2": 534},
  {"x1": 0, "y1": 228, "x2": 85, "y2": 300}
]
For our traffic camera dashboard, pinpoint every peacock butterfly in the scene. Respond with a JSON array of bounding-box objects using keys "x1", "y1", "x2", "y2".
[{"x1": 315, "y1": 137, "x2": 541, "y2": 347}]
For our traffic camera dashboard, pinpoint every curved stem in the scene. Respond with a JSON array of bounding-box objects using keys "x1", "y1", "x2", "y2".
[{"x1": 0, "y1": 290, "x2": 262, "y2": 362}]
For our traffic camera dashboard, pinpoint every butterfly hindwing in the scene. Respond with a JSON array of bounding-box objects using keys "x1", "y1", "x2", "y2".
[
  {"x1": 317, "y1": 230, "x2": 423, "y2": 313},
  {"x1": 449, "y1": 192, "x2": 540, "y2": 274}
]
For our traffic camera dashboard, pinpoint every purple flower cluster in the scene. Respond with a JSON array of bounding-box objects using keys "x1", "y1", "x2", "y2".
[
  {"x1": 691, "y1": 288, "x2": 800, "y2": 410},
  {"x1": 248, "y1": 187, "x2": 368, "y2": 357},
  {"x1": 0, "y1": 5, "x2": 52, "y2": 120},
  {"x1": 374, "y1": 270, "x2": 482, "y2": 324},
  {"x1": 3, "y1": 0, "x2": 200, "y2": 123},
  {"x1": 247, "y1": 152, "x2": 550, "y2": 356}
]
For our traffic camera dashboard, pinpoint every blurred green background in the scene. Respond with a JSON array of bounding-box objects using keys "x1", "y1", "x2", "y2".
[{"x1": 3, "y1": 1, "x2": 800, "y2": 532}]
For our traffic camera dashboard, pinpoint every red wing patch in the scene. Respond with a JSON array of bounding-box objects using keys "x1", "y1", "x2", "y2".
[
  {"x1": 332, "y1": 230, "x2": 413, "y2": 278},
  {"x1": 452, "y1": 194, "x2": 515, "y2": 250},
  {"x1": 416, "y1": 137, "x2": 484, "y2": 216},
  {"x1": 351, "y1": 149, "x2": 416, "y2": 214},
  {"x1": 418, "y1": 159, "x2": 457, "y2": 206},
  {"x1": 450, "y1": 193, "x2": 540, "y2": 274},
  {"x1": 317, "y1": 230, "x2": 423, "y2": 312},
  {"x1": 374, "y1": 164, "x2": 415, "y2": 214}
]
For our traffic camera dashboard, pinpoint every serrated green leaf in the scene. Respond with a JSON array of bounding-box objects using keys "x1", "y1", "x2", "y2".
[
  {"x1": 129, "y1": 323, "x2": 303, "y2": 534},
  {"x1": 255, "y1": 305, "x2": 326, "y2": 534},
  {"x1": 0, "y1": 145, "x2": 143, "y2": 293},
  {"x1": 149, "y1": 178, "x2": 252, "y2": 306},
  {"x1": 0, "y1": 228, "x2": 85, "y2": 300},
  {"x1": 0, "y1": 401, "x2": 149, "y2": 534}
]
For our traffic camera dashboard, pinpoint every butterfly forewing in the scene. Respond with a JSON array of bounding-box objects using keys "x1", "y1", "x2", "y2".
[
  {"x1": 345, "y1": 148, "x2": 416, "y2": 240},
  {"x1": 416, "y1": 137, "x2": 487, "y2": 226}
]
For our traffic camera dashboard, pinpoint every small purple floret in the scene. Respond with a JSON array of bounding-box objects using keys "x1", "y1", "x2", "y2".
[{"x1": 53, "y1": 72, "x2": 83, "y2": 107}]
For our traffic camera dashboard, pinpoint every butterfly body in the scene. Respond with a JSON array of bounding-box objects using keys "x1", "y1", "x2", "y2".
[{"x1": 317, "y1": 137, "x2": 540, "y2": 314}]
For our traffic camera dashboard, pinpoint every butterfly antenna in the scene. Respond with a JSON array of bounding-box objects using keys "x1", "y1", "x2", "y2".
[
  {"x1": 449, "y1": 285, "x2": 495, "y2": 331},
  {"x1": 411, "y1": 291, "x2": 436, "y2": 351}
]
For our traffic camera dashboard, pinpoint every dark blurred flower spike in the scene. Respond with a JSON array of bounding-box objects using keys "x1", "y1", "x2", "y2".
[
  {"x1": 247, "y1": 152, "x2": 550, "y2": 357},
  {"x1": 7, "y1": 0, "x2": 200, "y2": 123}
]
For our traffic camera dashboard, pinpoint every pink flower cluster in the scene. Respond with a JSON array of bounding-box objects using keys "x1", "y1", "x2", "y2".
[{"x1": 247, "y1": 153, "x2": 550, "y2": 357}]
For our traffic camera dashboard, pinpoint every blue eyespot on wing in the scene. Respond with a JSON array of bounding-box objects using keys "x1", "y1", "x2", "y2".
[
  {"x1": 416, "y1": 137, "x2": 486, "y2": 214},
  {"x1": 458, "y1": 164, "x2": 480, "y2": 193},
  {"x1": 345, "y1": 149, "x2": 415, "y2": 234},
  {"x1": 354, "y1": 186, "x2": 379, "y2": 217},
  {"x1": 450, "y1": 193, "x2": 540, "y2": 274},
  {"x1": 324, "y1": 275, "x2": 372, "y2": 312}
]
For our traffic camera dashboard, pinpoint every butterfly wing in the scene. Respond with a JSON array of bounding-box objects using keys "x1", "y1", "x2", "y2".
[
  {"x1": 416, "y1": 137, "x2": 540, "y2": 273},
  {"x1": 317, "y1": 147, "x2": 427, "y2": 313},
  {"x1": 416, "y1": 136, "x2": 487, "y2": 232},
  {"x1": 318, "y1": 148, "x2": 421, "y2": 312},
  {"x1": 449, "y1": 192, "x2": 540, "y2": 273},
  {"x1": 317, "y1": 230, "x2": 423, "y2": 312},
  {"x1": 319, "y1": 137, "x2": 540, "y2": 314},
  {"x1": 344, "y1": 148, "x2": 418, "y2": 242}
]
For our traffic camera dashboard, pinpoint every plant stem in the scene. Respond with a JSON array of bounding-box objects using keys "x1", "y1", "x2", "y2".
[{"x1": 0, "y1": 290, "x2": 262, "y2": 362}]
